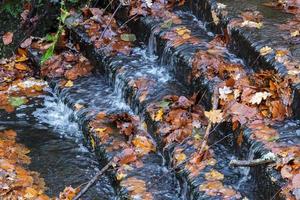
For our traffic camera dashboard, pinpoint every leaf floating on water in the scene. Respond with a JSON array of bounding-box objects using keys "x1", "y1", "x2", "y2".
[
  {"x1": 204, "y1": 109, "x2": 223, "y2": 123},
  {"x1": 8, "y1": 96, "x2": 28, "y2": 107},
  {"x1": 120, "y1": 34, "x2": 137, "y2": 42}
]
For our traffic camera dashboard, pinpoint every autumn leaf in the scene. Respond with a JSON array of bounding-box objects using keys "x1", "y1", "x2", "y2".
[
  {"x1": 291, "y1": 30, "x2": 300, "y2": 37},
  {"x1": 260, "y1": 46, "x2": 273, "y2": 56},
  {"x1": 241, "y1": 20, "x2": 263, "y2": 29},
  {"x1": 132, "y1": 135, "x2": 155, "y2": 155},
  {"x1": 219, "y1": 86, "x2": 232, "y2": 100},
  {"x1": 249, "y1": 92, "x2": 271, "y2": 105},
  {"x1": 20, "y1": 37, "x2": 32, "y2": 48},
  {"x1": 211, "y1": 10, "x2": 219, "y2": 25},
  {"x1": 154, "y1": 108, "x2": 164, "y2": 121},
  {"x1": 204, "y1": 109, "x2": 223, "y2": 123},
  {"x1": 15, "y1": 63, "x2": 28, "y2": 71},
  {"x1": 64, "y1": 80, "x2": 74, "y2": 87},
  {"x1": 205, "y1": 170, "x2": 224, "y2": 181},
  {"x1": 3, "y1": 32, "x2": 13, "y2": 45}
]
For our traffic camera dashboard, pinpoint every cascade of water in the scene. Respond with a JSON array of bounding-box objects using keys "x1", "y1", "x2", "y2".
[
  {"x1": 33, "y1": 87, "x2": 81, "y2": 139},
  {"x1": 147, "y1": 25, "x2": 160, "y2": 56}
]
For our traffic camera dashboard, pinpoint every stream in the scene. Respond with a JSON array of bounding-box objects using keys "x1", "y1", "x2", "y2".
[{"x1": 0, "y1": 9, "x2": 280, "y2": 200}]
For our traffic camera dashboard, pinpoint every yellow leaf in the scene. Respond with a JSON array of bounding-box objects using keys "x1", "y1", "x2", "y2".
[
  {"x1": 24, "y1": 187, "x2": 38, "y2": 198},
  {"x1": 154, "y1": 108, "x2": 164, "y2": 121},
  {"x1": 15, "y1": 63, "x2": 28, "y2": 71},
  {"x1": 291, "y1": 30, "x2": 300, "y2": 37},
  {"x1": 95, "y1": 128, "x2": 107, "y2": 133},
  {"x1": 205, "y1": 169, "x2": 224, "y2": 181},
  {"x1": 182, "y1": 33, "x2": 191, "y2": 40},
  {"x1": 132, "y1": 135, "x2": 155, "y2": 155},
  {"x1": 175, "y1": 27, "x2": 190, "y2": 36},
  {"x1": 15, "y1": 54, "x2": 28, "y2": 62},
  {"x1": 204, "y1": 109, "x2": 223, "y2": 123},
  {"x1": 259, "y1": 46, "x2": 273, "y2": 56},
  {"x1": 174, "y1": 152, "x2": 186, "y2": 165},
  {"x1": 64, "y1": 80, "x2": 73, "y2": 87},
  {"x1": 116, "y1": 172, "x2": 127, "y2": 180}
]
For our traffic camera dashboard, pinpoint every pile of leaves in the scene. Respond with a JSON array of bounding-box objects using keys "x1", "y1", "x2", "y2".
[
  {"x1": 89, "y1": 112, "x2": 156, "y2": 199},
  {"x1": 0, "y1": 49, "x2": 33, "y2": 86},
  {"x1": 41, "y1": 51, "x2": 93, "y2": 81},
  {"x1": 78, "y1": 8, "x2": 134, "y2": 55},
  {"x1": 192, "y1": 35, "x2": 293, "y2": 126},
  {"x1": 0, "y1": 49, "x2": 48, "y2": 112},
  {"x1": 0, "y1": 130, "x2": 49, "y2": 199},
  {"x1": 146, "y1": 95, "x2": 241, "y2": 198}
]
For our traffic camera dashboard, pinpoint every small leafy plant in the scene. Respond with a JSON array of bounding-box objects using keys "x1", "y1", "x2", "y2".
[{"x1": 40, "y1": 0, "x2": 70, "y2": 64}]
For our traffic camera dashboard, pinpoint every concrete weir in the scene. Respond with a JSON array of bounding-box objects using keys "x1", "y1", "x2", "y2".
[{"x1": 27, "y1": 1, "x2": 300, "y2": 199}]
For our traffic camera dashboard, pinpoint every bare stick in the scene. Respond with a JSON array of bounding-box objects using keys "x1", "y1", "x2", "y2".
[
  {"x1": 119, "y1": 14, "x2": 138, "y2": 29},
  {"x1": 229, "y1": 158, "x2": 275, "y2": 167},
  {"x1": 99, "y1": 3, "x2": 122, "y2": 40},
  {"x1": 198, "y1": 87, "x2": 219, "y2": 159},
  {"x1": 72, "y1": 161, "x2": 113, "y2": 200}
]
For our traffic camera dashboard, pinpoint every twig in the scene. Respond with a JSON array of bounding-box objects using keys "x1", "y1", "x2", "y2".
[
  {"x1": 72, "y1": 161, "x2": 113, "y2": 200},
  {"x1": 99, "y1": 3, "x2": 122, "y2": 40},
  {"x1": 229, "y1": 158, "x2": 275, "y2": 167},
  {"x1": 119, "y1": 14, "x2": 138, "y2": 29},
  {"x1": 198, "y1": 87, "x2": 219, "y2": 159}
]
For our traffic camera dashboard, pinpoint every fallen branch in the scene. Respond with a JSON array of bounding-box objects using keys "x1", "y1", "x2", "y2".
[
  {"x1": 229, "y1": 158, "x2": 275, "y2": 167},
  {"x1": 72, "y1": 160, "x2": 113, "y2": 200},
  {"x1": 230, "y1": 152, "x2": 277, "y2": 167}
]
